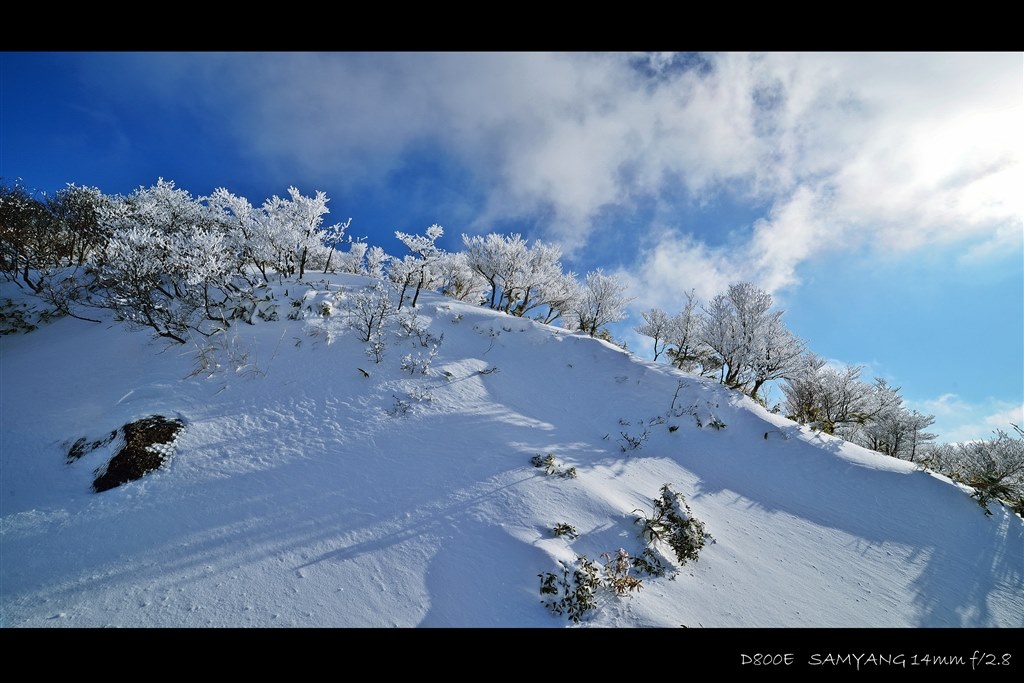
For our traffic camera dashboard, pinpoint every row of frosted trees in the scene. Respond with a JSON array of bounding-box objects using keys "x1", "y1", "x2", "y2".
[
  {"x1": 634, "y1": 282, "x2": 938, "y2": 463},
  {"x1": 0, "y1": 178, "x2": 631, "y2": 344},
  {"x1": 634, "y1": 280, "x2": 1022, "y2": 514}
]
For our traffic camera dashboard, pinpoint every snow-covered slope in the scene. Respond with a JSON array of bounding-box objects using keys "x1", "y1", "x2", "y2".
[{"x1": 2, "y1": 273, "x2": 1022, "y2": 628}]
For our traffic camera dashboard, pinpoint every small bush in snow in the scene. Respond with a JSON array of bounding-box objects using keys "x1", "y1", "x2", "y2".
[
  {"x1": 539, "y1": 571, "x2": 559, "y2": 597},
  {"x1": 631, "y1": 547, "x2": 668, "y2": 577},
  {"x1": 539, "y1": 555, "x2": 601, "y2": 623},
  {"x1": 407, "y1": 386, "x2": 433, "y2": 403},
  {"x1": 619, "y1": 427, "x2": 650, "y2": 452},
  {"x1": 400, "y1": 345, "x2": 438, "y2": 375},
  {"x1": 255, "y1": 303, "x2": 278, "y2": 322},
  {"x1": 601, "y1": 548, "x2": 644, "y2": 596},
  {"x1": 476, "y1": 325, "x2": 500, "y2": 354},
  {"x1": 348, "y1": 282, "x2": 394, "y2": 343},
  {"x1": 670, "y1": 401, "x2": 726, "y2": 431},
  {"x1": 398, "y1": 307, "x2": 442, "y2": 347},
  {"x1": 1, "y1": 298, "x2": 44, "y2": 334},
  {"x1": 187, "y1": 330, "x2": 263, "y2": 380},
  {"x1": 551, "y1": 522, "x2": 579, "y2": 539},
  {"x1": 531, "y1": 453, "x2": 576, "y2": 478},
  {"x1": 388, "y1": 397, "x2": 411, "y2": 417},
  {"x1": 539, "y1": 550, "x2": 645, "y2": 623},
  {"x1": 365, "y1": 333, "x2": 386, "y2": 364},
  {"x1": 531, "y1": 453, "x2": 557, "y2": 475},
  {"x1": 634, "y1": 484, "x2": 711, "y2": 567}
]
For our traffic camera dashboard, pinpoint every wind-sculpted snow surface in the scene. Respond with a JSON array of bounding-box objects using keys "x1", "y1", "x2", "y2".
[{"x1": 1, "y1": 274, "x2": 1021, "y2": 627}]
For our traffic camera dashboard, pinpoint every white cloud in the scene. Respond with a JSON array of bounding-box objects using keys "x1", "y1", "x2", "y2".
[
  {"x1": 95, "y1": 52, "x2": 1022, "y2": 285},
  {"x1": 615, "y1": 227, "x2": 734, "y2": 311},
  {"x1": 618, "y1": 185, "x2": 835, "y2": 313},
  {"x1": 909, "y1": 394, "x2": 1023, "y2": 444},
  {"x1": 916, "y1": 393, "x2": 974, "y2": 418},
  {"x1": 744, "y1": 185, "x2": 833, "y2": 293},
  {"x1": 625, "y1": 53, "x2": 1021, "y2": 296},
  {"x1": 983, "y1": 405, "x2": 1024, "y2": 431}
]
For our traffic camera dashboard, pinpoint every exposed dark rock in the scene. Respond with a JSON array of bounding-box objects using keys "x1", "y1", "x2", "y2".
[
  {"x1": 66, "y1": 430, "x2": 117, "y2": 463},
  {"x1": 92, "y1": 416, "x2": 184, "y2": 492}
]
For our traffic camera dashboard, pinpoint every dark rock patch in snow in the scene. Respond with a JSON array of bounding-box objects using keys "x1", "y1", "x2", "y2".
[
  {"x1": 66, "y1": 430, "x2": 118, "y2": 463},
  {"x1": 92, "y1": 415, "x2": 184, "y2": 492}
]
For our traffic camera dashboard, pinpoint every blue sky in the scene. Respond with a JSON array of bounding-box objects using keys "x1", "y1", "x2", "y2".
[{"x1": 2, "y1": 51, "x2": 1021, "y2": 443}]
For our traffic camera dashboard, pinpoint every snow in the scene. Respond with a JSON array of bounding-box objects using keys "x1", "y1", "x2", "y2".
[{"x1": 2, "y1": 273, "x2": 1022, "y2": 632}]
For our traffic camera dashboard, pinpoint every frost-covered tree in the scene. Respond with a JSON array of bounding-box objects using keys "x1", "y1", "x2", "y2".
[
  {"x1": 0, "y1": 181, "x2": 105, "y2": 291},
  {"x1": 569, "y1": 269, "x2": 632, "y2": 338},
  {"x1": 665, "y1": 291, "x2": 708, "y2": 374},
  {"x1": 783, "y1": 357, "x2": 875, "y2": 434},
  {"x1": 388, "y1": 255, "x2": 420, "y2": 310},
  {"x1": 347, "y1": 281, "x2": 395, "y2": 342},
  {"x1": 922, "y1": 425, "x2": 1024, "y2": 514},
  {"x1": 94, "y1": 225, "x2": 194, "y2": 343},
  {"x1": 365, "y1": 245, "x2": 388, "y2": 280},
  {"x1": 700, "y1": 291, "x2": 744, "y2": 385},
  {"x1": 45, "y1": 184, "x2": 107, "y2": 268},
  {"x1": 702, "y1": 282, "x2": 769, "y2": 389},
  {"x1": 903, "y1": 411, "x2": 939, "y2": 462},
  {"x1": 91, "y1": 180, "x2": 235, "y2": 342},
  {"x1": 260, "y1": 186, "x2": 341, "y2": 280},
  {"x1": 781, "y1": 356, "x2": 929, "y2": 460},
  {"x1": 89, "y1": 179, "x2": 335, "y2": 342},
  {"x1": 636, "y1": 308, "x2": 671, "y2": 361},
  {"x1": 1, "y1": 181, "x2": 58, "y2": 290},
  {"x1": 533, "y1": 270, "x2": 581, "y2": 325},
  {"x1": 395, "y1": 224, "x2": 445, "y2": 309},
  {"x1": 698, "y1": 282, "x2": 804, "y2": 399},
  {"x1": 462, "y1": 232, "x2": 529, "y2": 311},
  {"x1": 503, "y1": 240, "x2": 566, "y2": 318},
  {"x1": 0, "y1": 181, "x2": 106, "y2": 322},
  {"x1": 832, "y1": 377, "x2": 905, "y2": 444},
  {"x1": 637, "y1": 291, "x2": 706, "y2": 368},
  {"x1": 205, "y1": 187, "x2": 265, "y2": 282},
  {"x1": 320, "y1": 217, "x2": 354, "y2": 273},
  {"x1": 746, "y1": 314, "x2": 806, "y2": 401},
  {"x1": 433, "y1": 251, "x2": 488, "y2": 303},
  {"x1": 831, "y1": 378, "x2": 936, "y2": 461},
  {"x1": 5, "y1": 179, "x2": 357, "y2": 341},
  {"x1": 858, "y1": 406, "x2": 936, "y2": 462},
  {"x1": 207, "y1": 185, "x2": 346, "y2": 282},
  {"x1": 461, "y1": 232, "x2": 577, "y2": 321},
  {"x1": 335, "y1": 240, "x2": 369, "y2": 275}
]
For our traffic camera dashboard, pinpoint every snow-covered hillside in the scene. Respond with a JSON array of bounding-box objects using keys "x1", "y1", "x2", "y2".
[{"x1": 1, "y1": 273, "x2": 1022, "y2": 631}]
